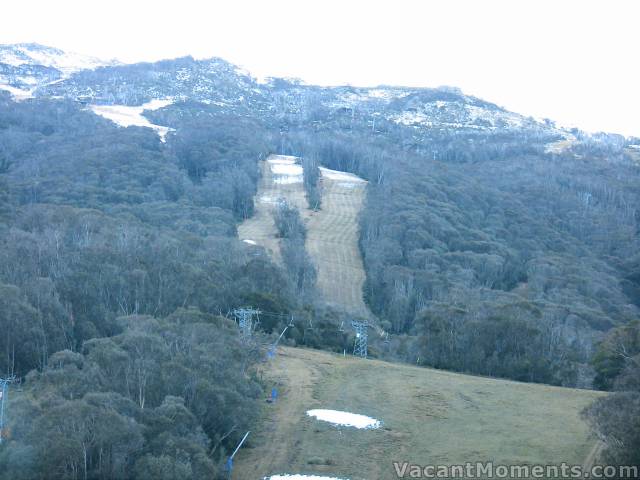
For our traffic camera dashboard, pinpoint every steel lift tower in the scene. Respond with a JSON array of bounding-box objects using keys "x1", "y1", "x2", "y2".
[
  {"x1": 0, "y1": 375, "x2": 16, "y2": 444},
  {"x1": 233, "y1": 307, "x2": 261, "y2": 340},
  {"x1": 351, "y1": 321, "x2": 369, "y2": 358}
]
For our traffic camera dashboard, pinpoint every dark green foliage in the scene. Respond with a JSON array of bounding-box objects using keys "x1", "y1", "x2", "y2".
[
  {"x1": 0, "y1": 97, "x2": 285, "y2": 478},
  {"x1": 592, "y1": 322, "x2": 640, "y2": 391},
  {"x1": 302, "y1": 156, "x2": 321, "y2": 210},
  {"x1": 1, "y1": 63, "x2": 639, "y2": 476},
  {"x1": 274, "y1": 201, "x2": 306, "y2": 240},
  {"x1": 583, "y1": 323, "x2": 640, "y2": 472},
  {"x1": 0, "y1": 314, "x2": 257, "y2": 480},
  {"x1": 274, "y1": 202, "x2": 317, "y2": 299},
  {"x1": 282, "y1": 98, "x2": 639, "y2": 386},
  {"x1": 583, "y1": 393, "x2": 640, "y2": 472}
]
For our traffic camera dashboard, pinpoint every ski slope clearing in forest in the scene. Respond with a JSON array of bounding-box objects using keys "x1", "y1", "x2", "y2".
[
  {"x1": 238, "y1": 155, "x2": 309, "y2": 265},
  {"x1": 89, "y1": 99, "x2": 174, "y2": 141},
  {"x1": 238, "y1": 155, "x2": 371, "y2": 318},
  {"x1": 232, "y1": 347, "x2": 603, "y2": 480},
  {"x1": 305, "y1": 166, "x2": 370, "y2": 317}
]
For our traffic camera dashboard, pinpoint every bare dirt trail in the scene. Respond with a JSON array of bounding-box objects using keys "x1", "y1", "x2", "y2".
[
  {"x1": 582, "y1": 440, "x2": 605, "y2": 474},
  {"x1": 230, "y1": 348, "x2": 326, "y2": 479}
]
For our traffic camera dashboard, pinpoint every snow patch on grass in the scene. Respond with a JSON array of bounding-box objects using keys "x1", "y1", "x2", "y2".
[
  {"x1": 306, "y1": 409, "x2": 381, "y2": 429},
  {"x1": 90, "y1": 99, "x2": 174, "y2": 142},
  {"x1": 265, "y1": 476, "x2": 349, "y2": 480},
  {"x1": 258, "y1": 195, "x2": 280, "y2": 204}
]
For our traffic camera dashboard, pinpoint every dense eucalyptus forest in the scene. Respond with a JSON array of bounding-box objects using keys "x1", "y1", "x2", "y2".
[{"x1": 0, "y1": 60, "x2": 639, "y2": 477}]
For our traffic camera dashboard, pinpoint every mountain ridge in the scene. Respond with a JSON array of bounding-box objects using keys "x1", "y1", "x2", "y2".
[{"x1": 0, "y1": 42, "x2": 574, "y2": 142}]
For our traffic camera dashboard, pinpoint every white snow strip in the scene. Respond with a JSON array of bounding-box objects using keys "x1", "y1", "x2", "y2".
[
  {"x1": 273, "y1": 175, "x2": 303, "y2": 185},
  {"x1": 243, "y1": 239, "x2": 257, "y2": 245},
  {"x1": 319, "y1": 167, "x2": 367, "y2": 184},
  {"x1": 90, "y1": 99, "x2": 174, "y2": 142},
  {"x1": 306, "y1": 409, "x2": 381, "y2": 429},
  {"x1": 259, "y1": 195, "x2": 279, "y2": 204},
  {"x1": 265, "y1": 476, "x2": 349, "y2": 480},
  {"x1": 268, "y1": 155, "x2": 298, "y2": 164},
  {"x1": 268, "y1": 156, "x2": 303, "y2": 184},
  {"x1": 271, "y1": 163, "x2": 303, "y2": 176}
]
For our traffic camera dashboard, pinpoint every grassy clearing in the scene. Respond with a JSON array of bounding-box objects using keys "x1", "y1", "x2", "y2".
[{"x1": 233, "y1": 347, "x2": 603, "y2": 480}]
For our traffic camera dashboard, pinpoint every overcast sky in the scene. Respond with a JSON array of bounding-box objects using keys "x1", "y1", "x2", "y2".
[{"x1": 2, "y1": 0, "x2": 638, "y2": 136}]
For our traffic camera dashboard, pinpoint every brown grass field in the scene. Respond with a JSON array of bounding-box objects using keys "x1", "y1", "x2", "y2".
[{"x1": 232, "y1": 347, "x2": 604, "y2": 480}]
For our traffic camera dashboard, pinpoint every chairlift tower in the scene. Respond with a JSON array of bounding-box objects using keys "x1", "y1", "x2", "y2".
[
  {"x1": 351, "y1": 321, "x2": 369, "y2": 358},
  {"x1": 0, "y1": 376, "x2": 16, "y2": 444},
  {"x1": 233, "y1": 307, "x2": 261, "y2": 340}
]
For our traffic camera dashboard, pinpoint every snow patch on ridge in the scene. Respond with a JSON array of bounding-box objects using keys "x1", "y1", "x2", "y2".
[
  {"x1": 0, "y1": 84, "x2": 34, "y2": 101},
  {"x1": 90, "y1": 99, "x2": 174, "y2": 142}
]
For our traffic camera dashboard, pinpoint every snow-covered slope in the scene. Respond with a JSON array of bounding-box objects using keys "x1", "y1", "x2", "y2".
[
  {"x1": 35, "y1": 55, "x2": 268, "y2": 113},
  {"x1": 0, "y1": 43, "x2": 116, "y2": 74},
  {"x1": 0, "y1": 43, "x2": 118, "y2": 99}
]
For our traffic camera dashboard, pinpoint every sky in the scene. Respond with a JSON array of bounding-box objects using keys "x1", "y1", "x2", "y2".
[{"x1": 2, "y1": 0, "x2": 639, "y2": 137}]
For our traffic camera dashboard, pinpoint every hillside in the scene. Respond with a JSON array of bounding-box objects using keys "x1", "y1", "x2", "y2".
[
  {"x1": 1, "y1": 42, "x2": 639, "y2": 478},
  {"x1": 239, "y1": 155, "x2": 371, "y2": 318},
  {"x1": 2, "y1": 43, "x2": 639, "y2": 388},
  {"x1": 232, "y1": 347, "x2": 603, "y2": 480}
]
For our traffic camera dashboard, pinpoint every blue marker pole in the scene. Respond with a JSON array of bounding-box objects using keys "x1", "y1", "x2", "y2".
[
  {"x1": 266, "y1": 325, "x2": 289, "y2": 360},
  {"x1": 226, "y1": 431, "x2": 250, "y2": 479}
]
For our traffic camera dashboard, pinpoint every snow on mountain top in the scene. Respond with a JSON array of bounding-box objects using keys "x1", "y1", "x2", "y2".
[
  {"x1": 329, "y1": 88, "x2": 410, "y2": 108},
  {"x1": 366, "y1": 88, "x2": 410, "y2": 100},
  {"x1": 0, "y1": 43, "x2": 119, "y2": 74}
]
